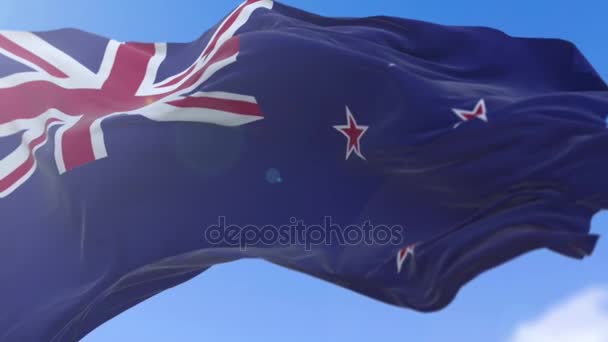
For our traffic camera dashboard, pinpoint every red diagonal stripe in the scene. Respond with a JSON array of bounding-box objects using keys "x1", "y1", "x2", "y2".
[
  {"x1": 0, "y1": 35, "x2": 68, "y2": 78},
  {"x1": 156, "y1": 0, "x2": 258, "y2": 89},
  {"x1": 157, "y1": 33, "x2": 241, "y2": 90},
  {"x1": 156, "y1": 64, "x2": 196, "y2": 88},
  {"x1": 0, "y1": 118, "x2": 61, "y2": 193},
  {"x1": 201, "y1": 0, "x2": 261, "y2": 59},
  {"x1": 172, "y1": 37, "x2": 241, "y2": 93}
]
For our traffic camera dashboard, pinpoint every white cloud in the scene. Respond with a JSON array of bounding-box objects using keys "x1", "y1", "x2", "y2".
[{"x1": 509, "y1": 287, "x2": 608, "y2": 342}]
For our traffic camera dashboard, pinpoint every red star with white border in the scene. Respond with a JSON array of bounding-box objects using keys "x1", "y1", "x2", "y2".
[
  {"x1": 397, "y1": 244, "x2": 416, "y2": 273},
  {"x1": 333, "y1": 106, "x2": 368, "y2": 160},
  {"x1": 451, "y1": 99, "x2": 487, "y2": 128}
]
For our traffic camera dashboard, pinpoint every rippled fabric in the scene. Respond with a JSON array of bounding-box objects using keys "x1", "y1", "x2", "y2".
[{"x1": 0, "y1": 1, "x2": 607, "y2": 340}]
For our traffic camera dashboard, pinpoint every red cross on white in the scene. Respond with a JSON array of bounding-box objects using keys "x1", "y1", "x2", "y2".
[
  {"x1": 451, "y1": 98, "x2": 487, "y2": 128},
  {"x1": 333, "y1": 106, "x2": 368, "y2": 160},
  {"x1": 0, "y1": 0, "x2": 273, "y2": 198}
]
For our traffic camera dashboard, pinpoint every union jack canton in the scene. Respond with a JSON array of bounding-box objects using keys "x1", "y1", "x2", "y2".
[{"x1": 0, "y1": 0, "x2": 268, "y2": 198}]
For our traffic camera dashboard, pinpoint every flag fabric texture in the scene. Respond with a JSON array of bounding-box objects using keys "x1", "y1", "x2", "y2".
[{"x1": 1, "y1": 0, "x2": 607, "y2": 340}]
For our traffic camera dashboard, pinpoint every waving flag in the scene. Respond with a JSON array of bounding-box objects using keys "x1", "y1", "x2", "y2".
[{"x1": 1, "y1": 0, "x2": 607, "y2": 340}]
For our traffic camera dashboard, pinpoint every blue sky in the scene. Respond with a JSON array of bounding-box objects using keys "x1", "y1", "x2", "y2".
[{"x1": 2, "y1": 1, "x2": 607, "y2": 341}]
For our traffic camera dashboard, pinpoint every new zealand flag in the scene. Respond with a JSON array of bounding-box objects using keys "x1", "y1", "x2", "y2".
[{"x1": 0, "y1": 1, "x2": 606, "y2": 340}]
